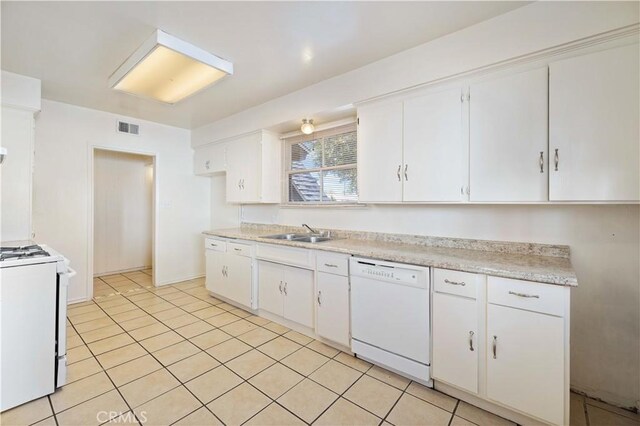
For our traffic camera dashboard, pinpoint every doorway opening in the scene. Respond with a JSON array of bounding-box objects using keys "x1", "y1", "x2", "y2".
[{"x1": 91, "y1": 148, "x2": 155, "y2": 297}]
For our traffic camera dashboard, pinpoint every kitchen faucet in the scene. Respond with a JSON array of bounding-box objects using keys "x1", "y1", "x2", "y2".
[{"x1": 302, "y1": 223, "x2": 319, "y2": 234}]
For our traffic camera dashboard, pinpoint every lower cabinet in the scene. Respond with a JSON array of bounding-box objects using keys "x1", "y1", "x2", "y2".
[
  {"x1": 486, "y1": 303, "x2": 565, "y2": 426},
  {"x1": 316, "y1": 271, "x2": 350, "y2": 347},
  {"x1": 258, "y1": 260, "x2": 314, "y2": 328},
  {"x1": 432, "y1": 269, "x2": 570, "y2": 426},
  {"x1": 205, "y1": 247, "x2": 253, "y2": 308},
  {"x1": 432, "y1": 292, "x2": 478, "y2": 394}
]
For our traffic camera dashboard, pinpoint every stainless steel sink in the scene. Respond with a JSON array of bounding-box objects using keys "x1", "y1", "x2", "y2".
[
  {"x1": 262, "y1": 233, "x2": 332, "y2": 243},
  {"x1": 263, "y1": 233, "x2": 308, "y2": 240},
  {"x1": 293, "y1": 235, "x2": 332, "y2": 243}
]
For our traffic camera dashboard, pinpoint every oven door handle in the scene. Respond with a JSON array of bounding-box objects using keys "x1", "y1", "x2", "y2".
[{"x1": 66, "y1": 266, "x2": 77, "y2": 278}]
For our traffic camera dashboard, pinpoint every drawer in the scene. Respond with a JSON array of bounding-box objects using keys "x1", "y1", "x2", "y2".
[
  {"x1": 488, "y1": 276, "x2": 566, "y2": 317},
  {"x1": 256, "y1": 243, "x2": 314, "y2": 269},
  {"x1": 205, "y1": 238, "x2": 226, "y2": 252},
  {"x1": 433, "y1": 268, "x2": 479, "y2": 299},
  {"x1": 316, "y1": 252, "x2": 349, "y2": 276},
  {"x1": 227, "y1": 241, "x2": 252, "y2": 257}
]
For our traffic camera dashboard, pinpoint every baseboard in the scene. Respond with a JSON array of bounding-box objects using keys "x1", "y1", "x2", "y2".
[
  {"x1": 154, "y1": 274, "x2": 205, "y2": 287},
  {"x1": 94, "y1": 265, "x2": 151, "y2": 277}
]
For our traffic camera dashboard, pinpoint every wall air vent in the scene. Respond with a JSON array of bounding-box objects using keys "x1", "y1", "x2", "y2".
[{"x1": 117, "y1": 120, "x2": 139, "y2": 135}]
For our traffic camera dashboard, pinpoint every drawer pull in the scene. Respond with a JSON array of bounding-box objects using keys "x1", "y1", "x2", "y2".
[
  {"x1": 508, "y1": 291, "x2": 540, "y2": 299},
  {"x1": 324, "y1": 263, "x2": 338, "y2": 268},
  {"x1": 444, "y1": 279, "x2": 466, "y2": 286},
  {"x1": 469, "y1": 331, "x2": 475, "y2": 351},
  {"x1": 234, "y1": 248, "x2": 242, "y2": 252},
  {"x1": 210, "y1": 243, "x2": 217, "y2": 247}
]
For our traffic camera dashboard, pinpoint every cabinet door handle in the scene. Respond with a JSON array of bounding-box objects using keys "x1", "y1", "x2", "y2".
[
  {"x1": 554, "y1": 149, "x2": 559, "y2": 171},
  {"x1": 396, "y1": 165, "x2": 401, "y2": 181},
  {"x1": 469, "y1": 331, "x2": 475, "y2": 351},
  {"x1": 221, "y1": 266, "x2": 225, "y2": 277},
  {"x1": 404, "y1": 164, "x2": 408, "y2": 181},
  {"x1": 317, "y1": 291, "x2": 322, "y2": 306},
  {"x1": 324, "y1": 263, "x2": 338, "y2": 268},
  {"x1": 240, "y1": 179, "x2": 244, "y2": 189},
  {"x1": 444, "y1": 279, "x2": 466, "y2": 286},
  {"x1": 238, "y1": 179, "x2": 241, "y2": 189},
  {"x1": 539, "y1": 151, "x2": 544, "y2": 173},
  {"x1": 205, "y1": 160, "x2": 210, "y2": 170},
  {"x1": 508, "y1": 291, "x2": 539, "y2": 299},
  {"x1": 283, "y1": 282, "x2": 288, "y2": 296},
  {"x1": 492, "y1": 335, "x2": 497, "y2": 359}
]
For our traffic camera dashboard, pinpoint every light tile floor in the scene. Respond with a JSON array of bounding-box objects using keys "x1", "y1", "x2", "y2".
[{"x1": 2, "y1": 269, "x2": 638, "y2": 426}]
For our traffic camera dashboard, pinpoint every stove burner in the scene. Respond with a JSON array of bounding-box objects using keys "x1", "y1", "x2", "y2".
[{"x1": 0, "y1": 245, "x2": 50, "y2": 261}]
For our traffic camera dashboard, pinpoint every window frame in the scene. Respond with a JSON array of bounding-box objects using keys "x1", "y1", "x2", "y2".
[{"x1": 283, "y1": 123, "x2": 358, "y2": 205}]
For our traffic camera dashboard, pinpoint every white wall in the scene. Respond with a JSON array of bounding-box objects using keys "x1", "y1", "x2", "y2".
[
  {"x1": 192, "y1": 1, "x2": 639, "y2": 146},
  {"x1": 33, "y1": 100, "x2": 210, "y2": 302},
  {"x1": 94, "y1": 150, "x2": 153, "y2": 275},
  {"x1": 241, "y1": 204, "x2": 640, "y2": 409}
]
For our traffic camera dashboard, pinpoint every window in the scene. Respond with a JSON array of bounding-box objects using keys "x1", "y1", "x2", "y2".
[{"x1": 285, "y1": 123, "x2": 357, "y2": 203}]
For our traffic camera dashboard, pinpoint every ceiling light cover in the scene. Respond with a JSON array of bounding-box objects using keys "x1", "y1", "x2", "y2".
[
  {"x1": 109, "y1": 30, "x2": 233, "y2": 104},
  {"x1": 301, "y1": 119, "x2": 315, "y2": 135}
]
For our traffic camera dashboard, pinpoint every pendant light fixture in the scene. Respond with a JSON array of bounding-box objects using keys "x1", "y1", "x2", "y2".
[
  {"x1": 301, "y1": 118, "x2": 315, "y2": 135},
  {"x1": 108, "y1": 30, "x2": 233, "y2": 104}
]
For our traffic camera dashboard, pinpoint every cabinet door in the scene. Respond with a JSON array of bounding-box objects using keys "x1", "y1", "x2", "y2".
[
  {"x1": 549, "y1": 44, "x2": 640, "y2": 201},
  {"x1": 205, "y1": 250, "x2": 225, "y2": 295},
  {"x1": 225, "y1": 140, "x2": 247, "y2": 203},
  {"x1": 226, "y1": 255, "x2": 253, "y2": 308},
  {"x1": 316, "y1": 272, "x2": 350, "y2": 347},
  {"x1": 283, "y1": 266, "x2": 314, "y2": 328},
  {"x1": 403, "y1": 87, "x2": 465, "y2": 201},
  {"x1": 258, "y1": 261, "x2": 283, "y2": 316},
  {"x1": 487, "y1": 304, "x2": 564, "y2": 425},
  {"x1": 432, "y1": 292, "x2": 478, "y2": 394},
  {"x1": 357, "y1": 101, "x2": 403, "y2": 202},
  {"x1": 194, "y1": 143, "x2": 225, "y2": 175},
  {"x1": 469, "y1": 68, "x2": 548, "y2": 201}
]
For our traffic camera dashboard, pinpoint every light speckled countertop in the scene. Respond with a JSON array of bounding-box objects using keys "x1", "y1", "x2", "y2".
[{"x1": 203, "y1": 224, "x2": 577, "y2": 286}]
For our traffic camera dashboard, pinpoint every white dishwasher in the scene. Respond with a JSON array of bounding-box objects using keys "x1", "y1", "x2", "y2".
[{"x1": 350, "y1": 257, "x2": 431, "y2": 386}]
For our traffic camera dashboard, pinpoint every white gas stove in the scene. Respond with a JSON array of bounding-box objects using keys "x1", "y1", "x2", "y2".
[{"x1": 0, "y1": 242, "x2": 74, "y2": 412}]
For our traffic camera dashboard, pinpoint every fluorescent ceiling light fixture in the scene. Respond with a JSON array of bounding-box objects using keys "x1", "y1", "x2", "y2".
[{"x1": 108, "y1": 30, "x2": 233, "y2": 104}]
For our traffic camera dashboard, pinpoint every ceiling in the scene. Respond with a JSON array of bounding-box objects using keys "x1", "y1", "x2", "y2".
[{"x1": 1, "y1": 2, "x2": 527, "y2": 129}]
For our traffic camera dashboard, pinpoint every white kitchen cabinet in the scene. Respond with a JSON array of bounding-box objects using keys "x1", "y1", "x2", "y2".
[
  {"x1": 486, "y1": 304, "x2": 565, "y2": 426},
  {"x1": 194, "y1": 142, "x2": 225, "y2": 175},
  {"x1": 225, "y1": 130, "x2": 282, "y2": 204},
  {"x1": 205, "y1": 240, "x2": 253, "y2": 308},
  {"x1": 1, "y1": 107, "x2": 35, "y2": 241},
  {"x1": 205, "y1": 249, "x2": 225, "y2": 295},
  {"x1": 403, "y1": 87, "x2": 466, "y2": 202},
  {"x1": 257, "y1": 260, "x2": 314, "y2": 328},
  {"x1": 316, "y1": 273, "x2": 350, "y2": 347},
  {"x1": 258, "y1": 260, "x2": 285, "y2": 316},
  {"x1": 432, "y1": 292, "x2": 478, "y2": 394},
  {"x1": 357, "y1": 101, "x2": 403, "y2": 202},
  {"x1": 469, "y1": 68, "x2": 548, "y2": 201},
  {"x1": 549, "y1": 44, "x2": 640, "y2": 201}
]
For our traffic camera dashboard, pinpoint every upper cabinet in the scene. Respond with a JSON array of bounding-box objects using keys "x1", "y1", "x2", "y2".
[
  {"x1": 469, "y1": 68, "x2": 549, "y2": 202},
  {"x1": 549, "y1": 44, "x2": 640, "y2": 201},
  {"x1": 358, "y1": 86, "x2": 466, "y2": 203},
  {"x1": 194, "y1": 142, "x2": 226, "y2": 175},
  {"x1": 404, "y1": 87, "x2": 466, "y2": 202},
  {"x1": 357, "y1": 101, "x2": 403, "y2": 202},
  {"x1": 225, "y1": 130, "x2": 282, "y2": 204}
]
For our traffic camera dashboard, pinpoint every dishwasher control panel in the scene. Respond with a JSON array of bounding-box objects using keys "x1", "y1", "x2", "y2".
[{"x1": 351, "y1": 258, "x2": 429, "y2": 288}]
